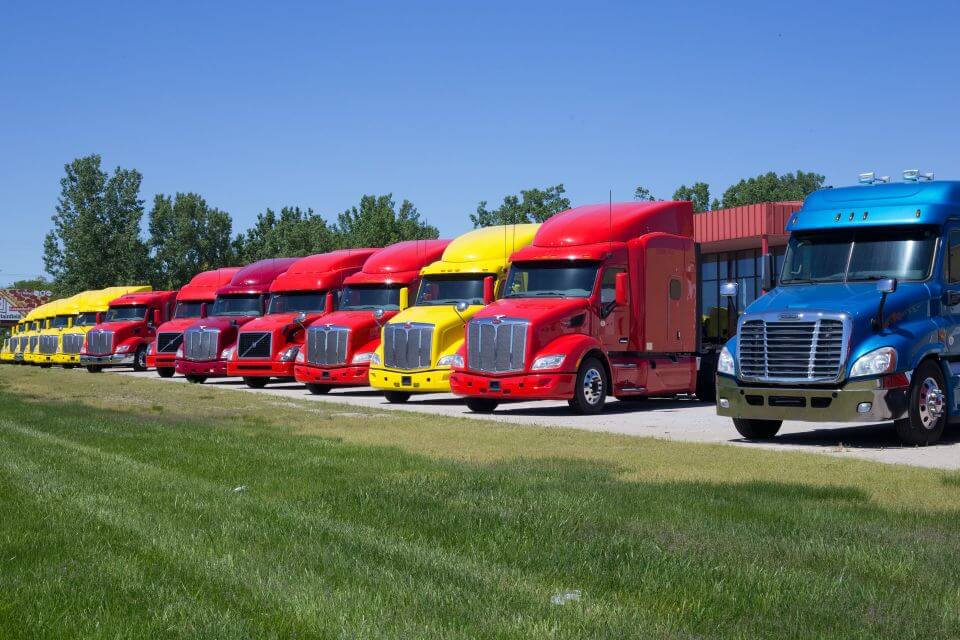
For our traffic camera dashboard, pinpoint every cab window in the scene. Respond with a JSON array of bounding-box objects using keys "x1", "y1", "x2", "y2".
[{"x1": 948, "y1": 229, "x2": 960, "y2": 284}]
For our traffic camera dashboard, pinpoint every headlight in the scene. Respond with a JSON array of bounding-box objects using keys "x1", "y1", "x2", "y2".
[
  {"x1": 437, "y1": 354, "x2": 463, "y2": 368},
  {"x1": 849, "y1": 347, "x2": 897, "y2": 378},
  {"x1": 279, "y1": 346, "x2": 300, "y2": 362},
  {"x1": 115, "y1": 344, "x2": 131, "y2": 354},
  {"x1": 371, "y1": 353, "x2": 382, "y2": 366},
  {"x1": 352, "y1": 352, "x2": 375, "y2": 364},
  {"x1": 221, "y1": 346, "x2": 235, "y2": 361},
  {"x1": 147, "y1": 342, "x2": 155, "y2": 355},
  {"x1": 717, "y1": 346, "x2": 735, "y2": 376},
  {"x1": 295, "y1": 348, "x2": 306, "y2": 364},
  {"x1": 531, "y1": 355, "x2": 565, "y2": 370},
  {"x1": 176, "y1": 345, "x2": 184, "y2": 359}
]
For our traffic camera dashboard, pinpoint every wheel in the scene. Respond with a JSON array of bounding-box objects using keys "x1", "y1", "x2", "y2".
[
  {"x1": 895, "y1": 360, "x2": 946, "y2": 445},
  {"x1": 696, "y1": 357, "x2": 717, "y2": 403},
  {"x1": 39, "y1": 363, "x2": 52, "y2": 369},
  {"x1": 384, "y1": 391, "x2": 411, "y2": 404},
  {"x1": 157, "y1": 367, "x2": 175, "y2": 379},
  {"x1": 185, "y1": 375, "x2": 207, "y2": 384},
  {"x1": 466, "y1": 398, "x2": 499, "y2": 413},
  {"x1": 306, "y1": 383, "x2": 331, "y2": 395},
  {"x1": 63, "y1": 364, "x2": 76, "y2": 370},
  {"x1": 732, "y1": 418, "x2": 782, "y2": 439},
  {"x1": 132, "y1": 346, "x2": 148, "y2": 372},
  {"x1": 568, "y1": 356, "x2": 608, "y2": 414},
  {"x1": 86, "y1": 365, "x2": 103, "y2": 373},
  {"x1": 243, "y1": 377, "x2": 268, "y2": 389}
]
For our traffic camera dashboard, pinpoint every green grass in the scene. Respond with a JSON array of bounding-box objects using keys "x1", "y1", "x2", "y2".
[{"x1": 2, "y1": 367, "x2": 960, "y2": 638}]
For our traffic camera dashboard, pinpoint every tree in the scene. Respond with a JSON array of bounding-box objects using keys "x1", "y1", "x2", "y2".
[
  {"x1": 672, "y1": 182, "x2": 712, "y2": 213},
  {"x1": 633, "y1": 186, "x2": 657, "y2": 202},
  {"x1": 471, "y1": 185, "x2": 570, "y2": 227},
  {"x1": 333, "y1": 194, "x2": 438, "y2": 247},
  {"x1": 720, "y1": 170, "x2": 826, "y2": 209},
  {"x1": 43, "y1": 154, "x2": 149, "y2": 295},
  {"x1": 6, "y1": 277, "x2": 52, "y2": 291},
  {"x1": 148, "y1": 193, "x2": 235, "y2": 289},
  {"x1": 232, "y1": 207, "x2": 335, "y2": 263}
]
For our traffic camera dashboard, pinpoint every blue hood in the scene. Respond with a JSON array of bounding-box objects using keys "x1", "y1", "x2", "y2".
[{"x1": 746, "y1": 282, "x2": 932, "y2": 322}]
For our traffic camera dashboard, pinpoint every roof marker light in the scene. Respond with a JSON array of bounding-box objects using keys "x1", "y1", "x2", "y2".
[
  {"x1": 858, "y1": 172, "x2": 889, "y2": 185},
  {"x1": 903, "y1": 169, "x2": 934, "y2": 182}
]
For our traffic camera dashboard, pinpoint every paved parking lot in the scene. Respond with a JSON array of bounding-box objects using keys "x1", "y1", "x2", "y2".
[{"x1": 113, "y1": 370, "x2": 960, "y2": 470}]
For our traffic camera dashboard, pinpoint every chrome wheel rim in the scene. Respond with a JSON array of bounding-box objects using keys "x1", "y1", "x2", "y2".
[
  {"x1": 582, "y1": 368, "x2": 604, "y2": 405},
  {"x1": 918, "y1": 377, "x2": 945, "y2": 429}
]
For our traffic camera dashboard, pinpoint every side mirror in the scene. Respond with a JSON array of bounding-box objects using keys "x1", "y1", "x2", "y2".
[
  {"x1": 614, "y1": 272, "x2": 629, "y2": 306},
  {"x1": 455, "y1": 301, "x2": 470, "y2": 313},
  {"x1": 95, "y1": 312, "x2": 103, "y2": 325},
  {"x1": 373, "y1": 308, "x2": 386, "y2": 327},
  {"x1": 483, "y1": 276, "x2": 495, "y2": 305},
  {"x1": 153, "y1": 309, "x2": 161, "y2": 326},
  {"x1": 200, "y1": 303, "x2": 208, "y2": 319},
  {"x1": 760, "y1": 253, "x2": 774, "y2": 292},
  {"x1": 324, "y1": 291, "x2": 335, "y2": 314},
  {"x1": 399, "y1": 287, "x2": 410, "y2": 311},
  {"x1": 719, "y1": 282, "x2": 739, "y2": 298},
  {"x1": 876, "y1": 278, "x2": 897, "y2": 295}
]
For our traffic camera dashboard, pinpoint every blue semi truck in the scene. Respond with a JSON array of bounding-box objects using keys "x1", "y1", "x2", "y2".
[{"x1": 716, "y1": 173, "x2": 959, "y2": 445}]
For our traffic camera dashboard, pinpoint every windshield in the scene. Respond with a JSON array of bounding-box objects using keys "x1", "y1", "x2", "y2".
[
  {"x1": 74, "y1": 312, "x2": 98, "y2": 327},
  {"x1": 505, "y1": 262, "x2": 600, "y2": 298},
  {"x1": 104, "y1": 305, "x2": 147, "y2": 323},
  {"x1": 174, "y1": 301, "x2": 204, "y2": 319},
  {"x1": 416, "y1": 275, "x2": 486, "y2": 306},
  {"x1": 267, "y1": 292, "x2": 328, "y2": 314},
  {"x1": 340, "y1": 285, "x2": 402, "y2": 311},
  {"x1": 51, "y1": 315, "x2": 71, "y2": 329},
  {"x1": 781, "y1": 228, "x2": 937, "y2": 284},
  {"x1": 211, "y1": 295, "x2": 263, "y2": 317}
]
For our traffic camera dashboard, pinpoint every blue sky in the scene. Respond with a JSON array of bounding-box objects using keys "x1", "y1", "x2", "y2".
[{"x1": 1, "y1": 1, "x2": 957, "y2": 283}]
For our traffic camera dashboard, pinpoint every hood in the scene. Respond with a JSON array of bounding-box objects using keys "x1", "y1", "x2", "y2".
[
  {"x1": 155, "y1": 317, "x2": 203, "y2": 334},
  {"x1": 92, "y1": 320, "x2": 143, "y2": 334},
  {"x1": 474, "y1": 297, "x2": 590, "y2": 325},
  {"x1": 182, "y1": 315, "x2": 256, "y2": 335},
  {"x1": 747, "y1": 282, "x2": 932, "y2": 322},
  {"x1": 386, "y1": 304, "x2": 483, "y2": 354},
  {"x1": 309, "y1": 309, "x2": 389, "y2": 332},
  {"x1": 240, "y1": 312, "x2": 315, "y2": 333}
]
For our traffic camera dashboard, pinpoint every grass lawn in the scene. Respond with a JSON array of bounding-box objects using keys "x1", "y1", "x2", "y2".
[{"x1": 2, "y1": 367, "x2": 960, "y2": 639}]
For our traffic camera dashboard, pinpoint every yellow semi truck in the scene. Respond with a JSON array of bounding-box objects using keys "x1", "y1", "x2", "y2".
[
  {"x1": 369, "y1": 224, "x2": 539, "y2": 403},
  {"x1": 23, "y1": 302, "x2": 53, "y2": 365},
  {"x1": 9, "y1": 318, "x2": 30, "y2": 364},
  {"x1": 0, "y1": 324, "x2": 14, "y2": 363}
]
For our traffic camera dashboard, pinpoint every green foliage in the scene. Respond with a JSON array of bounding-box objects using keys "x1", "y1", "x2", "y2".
[
  {"x1": 232, "y1": 207, "x2": 335, "y2": 264},
  {"x1": 721, "y1": 170, "x2": 826, "y2": 209},
  {"x1": 148, "y1": 193, "x2": 234, "y2": 289},
  {"x1": 333, "y1": 194, "x2": 438, "y2": 248},
  {"x1": 633, "y1": 186, "x2": 657, "y2": 202},
  {"x1": 672, "y1": 181, "x2": 712, "y2": 213},
  {"x1": 43, "y1": 155, "x2": 150, "y2": 295},
  {"x1": 6, "y1": 277, "x2": 52, "y2": 291},
  {"x1": 471, "y1": 185, "x2": 570, "y2": 227}
]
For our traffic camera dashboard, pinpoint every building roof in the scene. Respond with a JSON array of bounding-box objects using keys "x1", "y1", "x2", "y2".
[{"x1": 0, "y1": 289, "x2": 52, "y2": 323}]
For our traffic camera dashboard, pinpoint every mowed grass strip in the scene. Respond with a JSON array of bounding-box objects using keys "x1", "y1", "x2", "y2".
[{"x1": 1, "y1": 368, "x2": 960, "y2": 638}]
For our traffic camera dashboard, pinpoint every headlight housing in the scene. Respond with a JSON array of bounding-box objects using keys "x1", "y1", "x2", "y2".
[
  {"x1": 176, "y1": 345, "x2": 184, "y2": 359},
  {"x1": 437, "y1": 354, "x2": 463, "y2": 368},
  {"x1": 531, "y1": 355, "x2": 565, "y2": 370},
  {"x1": 147, "y1": 342, "x2": 155, "y2": 355},
  {"x1": 717, "y1": 346, "x2": 735, "y2": 376},
  {"x1": 352, "y1": 352, "x2": 375, "y2": 364},
  {"x1": 849, "y1": 347, "x2": 897, "y2": 378},
  {"x1": 371, "y1": 353, "x2": 382, "y2": 366},
  {"x1": 115, "y1": 344, "x2": 131, "y2": 354},
  {"x1": 279, "y1": 346, "x2": 300, "y2": 362},
  {"x1": 221, "y1": 346, "x2": 235, "y2": 361}
]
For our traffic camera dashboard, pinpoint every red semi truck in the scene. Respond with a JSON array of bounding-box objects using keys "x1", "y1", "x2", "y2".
[
  {"x1": 146, "y1": 267, "x2": 241, "y2": 378},
  {"x1": 449, "y1": 201, "x2": 715, "y2": 413},
  {"x1": 293, "y1": 239, "x2": 451, "y2": 394},
  {"x1": 175, "y1": 258, "x2": 298, "y2": 384},
  {"x1": 80, "y1": 290, "x2": 179, "y2": 373},
  {"x1": 226, "y1": 249, "x2": 378, "y2": 388}
]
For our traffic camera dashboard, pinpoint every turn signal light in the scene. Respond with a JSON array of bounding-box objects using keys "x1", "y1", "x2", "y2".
[{"x1": 880, "y1": 373, "x2": 910, "y2": 388}]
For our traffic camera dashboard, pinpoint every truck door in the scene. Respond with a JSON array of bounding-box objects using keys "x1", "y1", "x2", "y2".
[
  {"x1": 598, "y1": 266, "x2": 629, "y2": 352},
  {"x1": 942, "y1": 228, "x2": 960, "y2": 357}
]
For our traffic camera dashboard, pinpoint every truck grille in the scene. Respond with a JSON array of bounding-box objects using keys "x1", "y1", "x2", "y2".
[
  {"x1": 156, "y1": 332, "x2": 183, "y2": 354},
  {"x1": 383, "y1": 323, "x2": 434, "y2": 370},
  {"x1": 306, "y1": 325, "x2": 349, "y2": 366},
  {"x1": 183, "y1": 327, "x2": 220, "y2": 361},
  {"x1": 87, "y1": 330, "x2": 114, "y2": 355},
  {"x1": 15, "y1": 337, "x2": 24, "y2": 353},
  {"x1": 39, "y1": 335, "x2": 58, "y2": 354},
  {"x1": 738, "y1": 315, "x2": 848, "y2": 383},
  {"x1": 28, "y1": 336, "x2": 38, "y2": 352},
  {"x1": 62, "y1": 333, "x2": 84, "y2": 354},
  {"x1": 467, "y1": 318, "x2": 528, "y2": 373},
  {"x1": 238, "y1": 332, "x2": 272, "y2": 359}
]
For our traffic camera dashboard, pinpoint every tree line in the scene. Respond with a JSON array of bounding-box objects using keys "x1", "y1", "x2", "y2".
[{"x1": 38, "y1": 154, "x2": 826, "y2": 296}]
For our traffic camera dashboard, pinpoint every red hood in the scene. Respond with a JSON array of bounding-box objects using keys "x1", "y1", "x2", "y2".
[
  {"x1": 180, "y1": 315, "x2": 258, "y2": 349},
  {"x1": 238, "y1": 312, "x2": 329, "y2": 352},
  {"x1": 93, "y1": 320, "x2": 145, "y2": 333},
  {"x1": 155, "y1": 317, "x2": 202, "y2": 334},
  {"x1": 303, "y1": 309, "x2": 399, "y2": 363},
  {"x1": 471, "y1": 297, "x2": 594, "y2": 358}
]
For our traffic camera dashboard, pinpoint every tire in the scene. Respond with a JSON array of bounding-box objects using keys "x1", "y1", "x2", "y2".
[
  {"x1": 132, "y1": 347, "x2": 148, "y2": 372},
  {"x1": 39, "y1": 364, "x2": 52, "y2": 369},
  {"x1": 63, "y1": 364, "x2": 76, "y2": 370},
  {"x1": 185, "y1": 375, "x2": 207, "y2": 384},
  {"x1": 243, "y1": 377, "x2": 268, "y2": 389},
  {"x1": 86, "y1": 365, "x2": 103, "y2": 373},
  {"x1": 306, "y1": 383, "x2": 331, "y2": 395},
  {"x1": 157, "y1": 367, "x2": 175, "y2": 379},
  {"x1": 732, "y1": 418, "x2": 782, "y2": 439},
  {"x1": 696, "y1": 357, "x2": 717, "y2": 403},
  {"x1": 895, "y1": 359, "x2": 946, "y2": 445},
  {"x1": 568, "y1": 356, "x2": 608, "y2": 414},
  {"x1": 466, "y1": 398, "x2": 499, "y2": 413},
  {"x1": 384, "y1": 391, "x2": 411, "y2": 404}
]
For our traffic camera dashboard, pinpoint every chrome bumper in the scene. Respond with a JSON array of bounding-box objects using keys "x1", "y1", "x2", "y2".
[
  {"x1": 715, "y1": 374, "x2": 909, "y2": 422},
  {"x1": 80, "y1": 354, "x2": 135, "y2": 367}
]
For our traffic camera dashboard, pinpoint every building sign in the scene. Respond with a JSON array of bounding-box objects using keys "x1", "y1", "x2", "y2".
[
  {"x1": 0, "y1": 289, "x2": 51, "y2": 323},
  {"x1": 0, "y1": 296, "x2": 20, "y2": 321}
]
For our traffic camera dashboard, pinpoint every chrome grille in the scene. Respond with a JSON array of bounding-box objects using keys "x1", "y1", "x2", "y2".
[
  {"x1": 306, "y1": 325, "x2": 350, "y2": 366},
  {"x1": 28, "y1": 336, "x2": 38, "y2": 352},
  {"x1": 14, "y1": 337, "x2": 24, "y2": 353},
  {"x1": 62, "y1": 333, "x2": 84, "y2": 354},
  {"x1": 183, "y1": 327, "x2": 220, "y2": 361},
  {"x1": 39, "y1": 335, "x2": 58, "y2": 354},
  {"x1": 87, "y1": 330, "x2": 114, "y2": 355},
  {"x1": 383, "y1": 323, "x2": 434, "y2": 370},
  {"x1": 156, "y1": 332, "x2": 183, "y2": 354},
  {"x1": 738, "y1": 315, "x2": 847, "y2": 383},
  {"x1": 467, "y1": 318, "x2": 528, "y2": 373},
  {"x1": 238, "y1": 332, "x2": 272, "y2": 359}
]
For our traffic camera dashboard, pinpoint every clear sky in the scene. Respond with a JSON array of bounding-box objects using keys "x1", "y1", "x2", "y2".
[{"x1": 1, "y1": 1, "x2": 957, "y2": 283}]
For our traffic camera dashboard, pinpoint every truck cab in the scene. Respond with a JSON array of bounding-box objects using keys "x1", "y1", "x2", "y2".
[
  {"x1": 0, "y1": 322, "x2": 18, "y2": 364},
  {"x1": 81, "y1": 289, "x2": 176, "y2": 372},
  {"x1": 35, "y1": 296, "x2": 80, "y2": 368},
  {"x1": 147, "y1": 268, "x2": 241, "y2": 378},
  {"x1": 294, "y1": 239, "x2": 451, "y2": 394},
  {"x1": 717, "y1": 176, "x2": 960, "y2": 445},
  {"x1": 227, "y1": 250, "x2": 378, "y2": 388},
  {"x1": 368, "y1": 224, "x2": 539, "y2": 403},
  {"x1": 23, "y1": 303, "x2": 52, "y2": 365},
  {"x1": 175, "y1": 258, "x2": 298, "y2": 384},
  {"x1": 450, "y1": 202, "x2": 704, "y2": 413}
]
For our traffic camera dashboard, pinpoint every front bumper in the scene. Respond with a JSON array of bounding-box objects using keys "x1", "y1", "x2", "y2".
[
  {"x1": 175, "y1": 359, "x2": 228, "y2": 377},
  {"x1": 227, "y1": 359, "x2": 295, "y2": 379},
  {"x1": 369, "y1": 366, "x2": 451, "y2": 394},
  {"x1": 449, "y1": 370, "x2": 577, "y2": 401},
  {"x1": 80, "y1": 353, "x2": 135, "y2": 367},
  {"x1": 715, "y1": 374, "x2": 909, "y2": 422},
  {"x1": 294, "y1": 363, "x2": 370, "y2": 387},
  {"x1": 147, "y1": 353, "x2": 177, "y2": 370}
]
